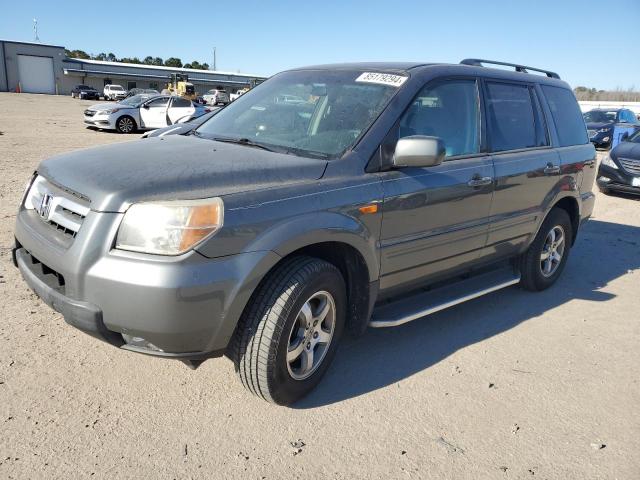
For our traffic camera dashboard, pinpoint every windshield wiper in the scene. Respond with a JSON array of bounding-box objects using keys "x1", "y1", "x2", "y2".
[{"x1": 212, "y1": 136, "x2": 275, "y2": 152}]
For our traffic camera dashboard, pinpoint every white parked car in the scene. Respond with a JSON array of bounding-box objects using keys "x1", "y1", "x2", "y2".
[
  {"x1": 83, "y1": 94, "x2": 209, "y2": 133},
  {"x1": 103, "y1": 84, "x2": 127, "y2": 101},
  {"x1": 203, "y1": 88, "x2": 230, "y2": 105},
  {"x1": 230, "y1": 88, "x2": 249, "y2": 102}
]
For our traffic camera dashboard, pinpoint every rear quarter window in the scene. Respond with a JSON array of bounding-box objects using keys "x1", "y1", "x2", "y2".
[{"x1": 541, "y1": 85, "x2": 588, "y2": 147}]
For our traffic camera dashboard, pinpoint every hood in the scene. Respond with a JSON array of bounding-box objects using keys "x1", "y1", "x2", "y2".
[
  {"x1": 611, "y1": 141, "x2": 640, "y2": 160},
  {"x1": 586, "y1": 122, "x2": 614, "y2": 130},
  {"x1": 144, "y1": 123, "x2": 196, "y2": 138},
  {"x1": 37, "y1": 135, "x2": 327, "y2": 212},
  {"x1": 88, "y1": 102, "x2": 135, "y2": 112}
]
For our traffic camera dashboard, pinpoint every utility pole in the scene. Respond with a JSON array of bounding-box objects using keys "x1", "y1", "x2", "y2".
[
  {"x1": 33, "y1": 18, "x2": 40, "y2": 42},
  {"x1": 213, "y1": 47, "x2": 217, "y2": 71}
]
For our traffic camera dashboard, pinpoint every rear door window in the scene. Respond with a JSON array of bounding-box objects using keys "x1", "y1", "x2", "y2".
[
  {"x1": 171, "y1": 97, "x2": 192, "y2": 108},
  {"x1": 541, "y1": 85, "x2": 588, "y2": 147},
  {"x1": 485, "y1": 82, "x2": 538, "y2": 152}
]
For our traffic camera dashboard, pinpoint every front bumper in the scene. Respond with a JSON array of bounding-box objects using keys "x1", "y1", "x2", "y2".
[
  {"x1": 84, "y1": 115, "x2": 115, "y2": 129},
  {"x1": 597, "y1": 164, "x2": 640, "y2": 195},
  {"x1": 14, "y1": 207, "x2": 280, "y2": 358}
]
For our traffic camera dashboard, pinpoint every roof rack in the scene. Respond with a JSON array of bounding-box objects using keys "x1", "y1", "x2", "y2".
[{"x1": 460, "y1": 59, "x2": 560, "y2": 79}]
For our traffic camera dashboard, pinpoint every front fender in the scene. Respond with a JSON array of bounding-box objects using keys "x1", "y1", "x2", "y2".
[{"x1": 245, "y1": 211, "x2": 380, "y2": 282}]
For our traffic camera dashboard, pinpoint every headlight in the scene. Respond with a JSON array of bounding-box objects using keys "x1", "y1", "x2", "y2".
[
  {"x1": 600, "y1": 154, "x2": 618, "y2": 170},
  {"x1": 116, "y1": 197, "x2": 224, "y2": 255},
  {"x1": 103, "y1": 108, "x2": 121, "y2": 114},
  {"x1": 597, "y1": 128, "x2": 611, "y2": 133}
]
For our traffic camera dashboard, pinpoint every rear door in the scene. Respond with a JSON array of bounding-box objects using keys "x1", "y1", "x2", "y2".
[
  {"x1": 379, "y1": 78, "x2": 494, "y2": 292},
  {"x1": 167, "y1": 96, "x2": 194, "y2": 124},
  {"x1": 139, "y1": 96, "x2": 170, "y2": 128},
  {"x1": 482, "y1": 80, "x2": 560, "y2": 259}
]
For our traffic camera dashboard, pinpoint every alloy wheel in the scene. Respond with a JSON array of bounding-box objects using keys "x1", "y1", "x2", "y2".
[
  {"x1": 286, "y1": 290, "x2": 336, "y2": 380},
  {"x1": 540, "y1": 225, "x2": 565, "y2": 277}
]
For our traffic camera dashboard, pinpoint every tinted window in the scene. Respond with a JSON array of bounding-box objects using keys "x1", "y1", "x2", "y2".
[
  {"x1": 171, "y1": 97, "x2": 191, "y2": 108},
  {"x1": 486, "y1": 82, "x2": 538, "y2": 152},
  {"x1": 399, "y1": 79, "x2": 480, "y2": 157},
  {"x1": 541, "y1": 85, "x2": 588, "y2": 147},
  {"x1": 146, "y1": 97, "x2": 169, "y2": 108}
]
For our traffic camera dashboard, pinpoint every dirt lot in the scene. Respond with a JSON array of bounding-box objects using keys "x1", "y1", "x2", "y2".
[{"x1": 0, "y1": 93, "x2": 639, "y2": 479}]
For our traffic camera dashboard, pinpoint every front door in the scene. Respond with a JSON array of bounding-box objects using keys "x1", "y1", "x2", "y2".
[
  {"x1": 139, "y1": 96, "x2": 170, "y2": 128},
  {"x1": 379, "y1": 78, "x2": 494, "y2": 292}
]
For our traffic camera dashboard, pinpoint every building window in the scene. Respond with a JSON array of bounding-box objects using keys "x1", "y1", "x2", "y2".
[
  {"x1": 103, "y1": 78, "x2": 112, "y2": 86},
  {"x1": 127, "y1": 81, "x2": 137, "y2": 90}
]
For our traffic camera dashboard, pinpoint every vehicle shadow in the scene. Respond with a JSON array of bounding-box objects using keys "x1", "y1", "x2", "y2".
[{"x1": 294, "y1": 219, "x2": 640, "y2": 408}]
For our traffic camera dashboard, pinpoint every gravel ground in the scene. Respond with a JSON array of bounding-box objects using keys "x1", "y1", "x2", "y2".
[{"x1": 0, "y1": 93, "x2": 639, "y2": 479}]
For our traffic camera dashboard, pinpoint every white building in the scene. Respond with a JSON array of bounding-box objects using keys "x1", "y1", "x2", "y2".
[{"x1": 0, "y1": 39, "x2": 267, "y2": 95}]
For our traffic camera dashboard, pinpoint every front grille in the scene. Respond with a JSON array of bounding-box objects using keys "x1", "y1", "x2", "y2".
[
  {"x1": 84, "y1": 109, "x2": 96, "y2": 117},
  {"x1": 619, "y1": 157, "x2": 640, "y2": 176},
  {"x1": 25, "y1": 176, "x2": 90, "y2": 239}
]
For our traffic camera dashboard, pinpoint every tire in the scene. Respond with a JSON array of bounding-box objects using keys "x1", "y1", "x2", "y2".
[
  {"x1": 519, "y1": 208, "x2": 573, "y2": 291},
  {"x1": 598, "y1": 185, "x2": 610, "y2": 195},
  {"x1": 229, "y1": 256, "x2": 346, "y2": 405},
  {"x1": 71, "y1": 92, "x2": 75, "y2": 98},
  {"x1": 115, "y1": 116, "x2": 136, "y2": 134}
]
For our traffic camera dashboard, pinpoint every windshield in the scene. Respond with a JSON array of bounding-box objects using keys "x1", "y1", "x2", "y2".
[
  {"x1": 195, "y1": 70, "x2": 401, "y2": 158},
  {"x1": 111, "y1": 85, "x2": 124, "y2": 91},
  {"x1": 118, "y1": 94, "x2": 153, "y2": 106},
  {"x1": 583, "y1": 110, "x2": 617, "y2": 124}
]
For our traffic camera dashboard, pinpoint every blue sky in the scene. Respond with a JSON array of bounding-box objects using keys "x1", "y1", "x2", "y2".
[{"x1": 1, "y1": 0, "x2": 638, "y2": 89}]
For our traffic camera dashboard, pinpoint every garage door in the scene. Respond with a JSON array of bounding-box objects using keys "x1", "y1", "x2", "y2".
[{"x1": 17, "y1": 55, "x2": 55, "y2": 94}]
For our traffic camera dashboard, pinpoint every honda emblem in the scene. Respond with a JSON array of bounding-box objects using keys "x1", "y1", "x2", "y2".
[{"x1": 39, "y1": 193, "x2": 53, "y2": 220}]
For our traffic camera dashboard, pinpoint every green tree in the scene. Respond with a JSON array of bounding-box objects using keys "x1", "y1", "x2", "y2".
[
  {"x1": 152, "y1": 57, "x2": 163, "y2": 66},
  {"x1": 164, "y1": 57, "x2": 183, "y2": 68},
  {"x1": 106, "y1": 52, "x2": 117, "y2": 62},
  {"x1": 143, "y1": 56, "x2": 154, "y2": 65},
  {"x1": 93, "y1": 52, "x2": 107, "y2": 61}
]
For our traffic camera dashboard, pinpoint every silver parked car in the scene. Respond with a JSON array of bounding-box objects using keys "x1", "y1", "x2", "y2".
[{"x1": 84, "y1": 94, "x2": 210, "y2": 133}]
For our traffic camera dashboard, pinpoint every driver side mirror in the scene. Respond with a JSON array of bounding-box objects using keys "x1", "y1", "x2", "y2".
[
  {"x1": 143, "y1": 104, "x2": 150, "y2": 109},
  {"x1": 392, "y1": 136, "x2": 446, "y2": 168}
]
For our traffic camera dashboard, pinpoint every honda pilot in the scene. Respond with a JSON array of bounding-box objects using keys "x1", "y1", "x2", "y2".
[{"x1": 13, "y1": 59, "x2": 596, "y2": 405}]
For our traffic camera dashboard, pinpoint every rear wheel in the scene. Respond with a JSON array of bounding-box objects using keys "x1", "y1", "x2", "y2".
[
  {"x1": 115, "y1": 116, "x2": 136, "y2": 134},
  {"x1": 519, "y1": 208, "x2": 573, "y2": 291},
  {"x1": 229, "y1": 256, "x2": 346, "y2": 405}
]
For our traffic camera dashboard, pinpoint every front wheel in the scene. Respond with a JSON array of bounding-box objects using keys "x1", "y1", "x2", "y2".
[
  {"x1": 519, "y1": 208, "x2": 573, "y2": 291},
  {"x1": 115, "y1": 116, "x2": 136, "y2": 133},
  {"x1": 229, "y1": 256, "x2": 346, "y2": 405}
]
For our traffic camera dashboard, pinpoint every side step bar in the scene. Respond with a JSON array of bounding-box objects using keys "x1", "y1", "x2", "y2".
[{"x1": 369, "y1": 268, "x2": 521, "y2": 328}]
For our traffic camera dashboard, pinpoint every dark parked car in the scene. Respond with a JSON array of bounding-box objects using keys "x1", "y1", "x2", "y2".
[
  {"x1": 71, "y1": 85, "x2": 100, "y2": 100},
  {"x1": 584, "y1": 108, "x2": 639, "y2": 149},
  {"x1": 597, "y1": 128, "x2": 640, "y2": 195},
  {"x1": 13, "y1": 59, "x2": 596, "y2": 405}
]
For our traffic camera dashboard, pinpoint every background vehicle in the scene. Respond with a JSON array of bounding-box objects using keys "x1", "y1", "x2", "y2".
[
  {"x1": 165, "y1": 73, "x2": 196, "y2": 100},
  {"x1": 230, "y1": 88, "x2": 249, "y2": 102},
  {"x1": 140, "y1": 108, "x2": 220, "y2": 138},
  {"x1": 71, "y1": 85, "x2": 100, "y2": 100},
  {"x1": 14, "y1": 60, "x2": 595, "y2": 405},
  {"x1": 84, "y1": 94, "x2": 208, "y2": 133},
  {"x1": 103, "y1": 84, "x2": 127, "y2": 101},
  {"x1": 203, "y1": 88, "x2": 229, "y2": 105},
  {"x1": 125, "y1": 88, "x2": 159, "y2": 98},
  {"x1": 584, "y1": 108, "x2": 640, "y2": 149},
  {"x1": 597, "y1": 128, "x2": 640, "y2": 195}
]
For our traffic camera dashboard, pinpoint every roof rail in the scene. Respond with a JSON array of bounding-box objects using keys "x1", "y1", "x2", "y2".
[{"x1": 460, "y1": 59, "x2": 560, "y2": 79}]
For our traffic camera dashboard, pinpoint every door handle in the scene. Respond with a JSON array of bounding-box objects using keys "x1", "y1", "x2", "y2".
[
  {"x1": 543, "y1": 163, "x2": 561, "y2": 175},
  {"x1": 467, "y1": 175, "x2": 493, "y2": 187}
]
